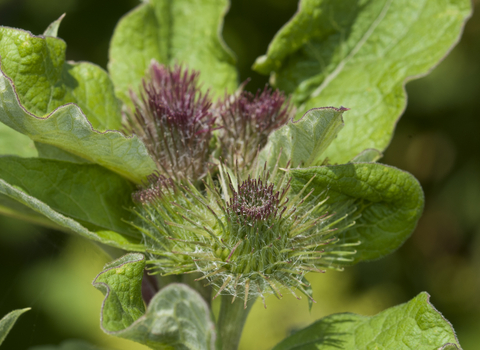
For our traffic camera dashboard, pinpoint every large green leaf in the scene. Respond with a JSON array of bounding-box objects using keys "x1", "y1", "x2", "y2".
[
  {"x1": 0, "y1": 25, "x2": 122, "y2": 131},
  {"x1": 93, "y1": 253, "x2": 215, "y2": 350},
  {"x1": 258, "y1": 107, "x2": 346, "y2": 170},
  {"x1": 254, "y1": 0, "x2": 471, "y2": 164},
  {"x1": 109, "y1": 0, "x2": 238, "y2": 105},
  {"x1": 290, "y1": 162, "x2": 424, "y2": 263},
  {"x1": 0, "y1": 157, "x2": 139, "y2": 237},
  {"x1": 0, "y1": 71, "x2": 156, "y2": 183},
  {"x1": 0, "y1": 308, "x2": 30, "y2": 346},
  {"x1": 272, "y1": 292, "x2": 460, "y2": 350},
  {"x1": 0, "y1": 160, "x2": 144, "y2": 250}
]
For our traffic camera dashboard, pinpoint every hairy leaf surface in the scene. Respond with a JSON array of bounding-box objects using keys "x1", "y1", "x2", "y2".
[
  {"x1": 93, "y1": 254, "x2": 215, "y2": 350},
  {"x1": 254, "y1": 0, "x2": 471, "y2": 163},
  {"x1": 290, "y1": 163, "x2": 424, "y2": 263},
  {"x1": 109, "y1": 0, "x2": 237, "y2": 105},
  {"x1": 272, "y1": 292, "x2": 460, "y2": 350}
]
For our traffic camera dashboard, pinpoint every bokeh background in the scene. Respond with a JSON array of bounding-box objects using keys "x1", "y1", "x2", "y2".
[{"x1": 0, "y1": 0, "x2": 479, "y2": 349}]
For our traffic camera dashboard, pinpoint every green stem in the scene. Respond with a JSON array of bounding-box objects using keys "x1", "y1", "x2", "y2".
[{"x1": 216, "y1": 295, "x2": 256, "y2": 350}]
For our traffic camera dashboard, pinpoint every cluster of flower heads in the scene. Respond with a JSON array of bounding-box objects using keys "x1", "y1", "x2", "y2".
[
  {"x1": 125, "y1": 61, "x2": 293, "y2": 181},
  {"x1": 128, "y1": 61, "x2": 360, "y2": 307}
]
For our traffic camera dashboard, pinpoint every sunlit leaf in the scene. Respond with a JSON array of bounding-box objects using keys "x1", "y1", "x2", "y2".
[
  {"x1": 254, "y1": 0, "x2": 471, "y2": 164},
  {"x1": 290, "y1": 162, "x2": 424, "y2": 263},
  {"x1": 272, "y1": 292, "x2": 461, "y2": 350}
]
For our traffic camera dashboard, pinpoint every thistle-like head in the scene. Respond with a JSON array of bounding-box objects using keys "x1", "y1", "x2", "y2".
[
  {"x1": 126, "y1": 61, "x2": 215, "y2": 181},
  {"x1": 217, "y1": 84, "x2": 294, "y2": 168},
  {"x1": 131, "y1": 164, "x2": 359, "y2": 308}
]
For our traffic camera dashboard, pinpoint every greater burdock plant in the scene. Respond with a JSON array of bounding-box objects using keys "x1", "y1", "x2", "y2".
[{"x1": 0, "y1": 0, "x2": 472, "y2": 349}]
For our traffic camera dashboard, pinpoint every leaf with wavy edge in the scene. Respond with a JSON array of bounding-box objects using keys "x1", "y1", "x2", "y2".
[
  {"x1": 0, "y1": 25, "x2": 121, "y2": 131},
  {"x1": 290, "y1": 162, "x2": 424, "y2": 263},
  {"x1": 0, "y1": 72, "x2": 156, "y2": 184},
  {"x1": 93, "y1": 253, "x2": 215, "y2": 350},
  {"x1": 272, "y1": 292, "x2": 461, "y2": 350},
  {"x1": 0, "y1": 122, "x2": 37, "y2": 157},
  {"x1": 0, "y1": 177, "x2": 144, "y2": 250},
  {"x1": 108, "y1": 0, "x2": 238, "y2": 105},
  {"x1": 0, "y1": 308, "x2": 30, "y2": 346},
  {"x1": 254, "y1": 0, "x2": 471, "y2": 164}
]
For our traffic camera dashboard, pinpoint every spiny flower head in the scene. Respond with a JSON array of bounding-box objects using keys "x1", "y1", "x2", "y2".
[
  {"x1": 126, "y1": 61, "x2": 215, "y2": 181},
  {"x1": 217, "y1": 84, "x2": 294, "y2": 168},
  {"x1": 131, "y1": 163, "x2": 359, "y2": 308}
]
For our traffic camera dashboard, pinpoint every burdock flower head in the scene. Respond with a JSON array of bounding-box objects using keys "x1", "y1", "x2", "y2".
[
  {"x1": 132, "y1": 162, "x2": 359, "y2": 308},
  {"x1": 126, "y1": 61, "x2": 215, "y2": 181},
  {"x1": 128, "y1": 62, "x2": 360, "y2": 308}
]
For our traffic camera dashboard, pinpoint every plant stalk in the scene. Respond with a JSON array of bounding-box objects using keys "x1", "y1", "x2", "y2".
[{"x1": 216, "y1": 295, "x2": 256, "y2": 350}]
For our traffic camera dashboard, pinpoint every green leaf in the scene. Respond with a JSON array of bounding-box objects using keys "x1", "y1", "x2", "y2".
[
  {"x1": 29, "y1": 340, "x2": 103, "y2": 350},
  {"x1": 0, "y1": 159, "x2": 144, "y2": 250},
  {"x1": 0, "y1": 122, "x2": 37, "y2": 157},
  {"x1": 43, "y1": 14, "x2": 66, "y2": 37},
  {"x1": 0, "y1": 308, "x2": 30, "y2": 346},
  {"x1": 350, "y1": 148, "x2": 383, "y2": 163},
  {"x1": 0, "y1": 26, "x2": 122, "y2": 131},
  {"x1": 0, "y1": 71, "x2": 156, "y2": 183},
  {"x1": 93, "y1": 254, "x2": 215, "y2": 350},
  {"x1": 254, "y1": 0, "x2": 471, "y2": 164},
  {"x1": 0, "y1": 157, "x2": 139, "y2": 237},
  {"x1": 290, "y1": 162, "x2": 424, "y2": 263},
  {"x1": 109, "y1": 0, "x2": 238, "y2": 105},
  {"x1": 258, "y1": 107, "x2": 346, "y2": 170},
  {"x1": 272, "y1": 292, "x2": 461, "y2": 350}
]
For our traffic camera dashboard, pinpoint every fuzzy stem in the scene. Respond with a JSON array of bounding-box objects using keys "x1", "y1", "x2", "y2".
[{"x1": 216, "y1": 295, "x2": 256, "y2": 350}]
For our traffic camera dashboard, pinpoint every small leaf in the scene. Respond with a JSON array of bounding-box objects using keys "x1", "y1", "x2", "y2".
[
  {"x1": 0, "y1": 72, "x2": 156, "y2": 183},
  {"x1": 29, "y1": 340, "x2": 103, "y2": 350},
  {"x1": 254, "y1": 0, "x2": 471, "y2": 164},
  {"x1": 259, "y1": 107, "x2": 346, "y2": 170},
  {"x1": 272, "y1": 292, "x2": 461, "y2": 350},
  {"x1": 109, "y1": 0, "x2": 238, "y2": 105},
  {"x1": 93, "y1": 254, "x2": 215, "y2": 350},
  {"x1": 43, "y1": 14, "x2": 66, "y2": 37},
  {"x1": 290, "y1": 163, "x2": 424, "y2": 263},
  {"x1": 0, "y1": 26, "x2": 122, "y2": 131},
  {"x1": 0, "y1": 308, "x2": 30, "y2": 346}
]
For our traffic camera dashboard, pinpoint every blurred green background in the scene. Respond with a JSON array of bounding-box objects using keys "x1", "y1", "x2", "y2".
[{"x1": 1, "y1": 0, "x2": 479, "y2": 349}]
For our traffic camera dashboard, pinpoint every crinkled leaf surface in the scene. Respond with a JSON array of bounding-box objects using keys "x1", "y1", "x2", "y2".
[
  {"x1": 29, "y1": 340, "x2": 103, "y2": 350},
  {"x1": 290, "y1": 162, "x2": 424, "y2": 263},
  {"x1": 272, "y1": 292, "x2": 460, "y2": 350},
  {"x1": 0, "y1": 308, "x2": 30, "y2": 346},
  {"x1": 258, "y1": 107, "x2": 346, "y2": 170},
  {"x1": 109, "y1": 0, "x2": 238, "y2": 105},
  {"x1": 93, "y1": 253, "x2": 215, "y2": 350},
  {"x1": 0, "y1": 158, "x2": 144, "y2": 250},
  {"x1": 0, "y1": 71, "x2": 156, "y2": 183},
  {"x1": 0, "y1": 26, "x2": 122, "y2": 131},
  {"x1": 254, "y1": 0, "x2": 471, "y2": 164}
]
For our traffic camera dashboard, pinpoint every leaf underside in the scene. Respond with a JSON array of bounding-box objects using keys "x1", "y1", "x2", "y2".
[{"x1": 0, "y1": 308, "x2": 30, "y2": 346}]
